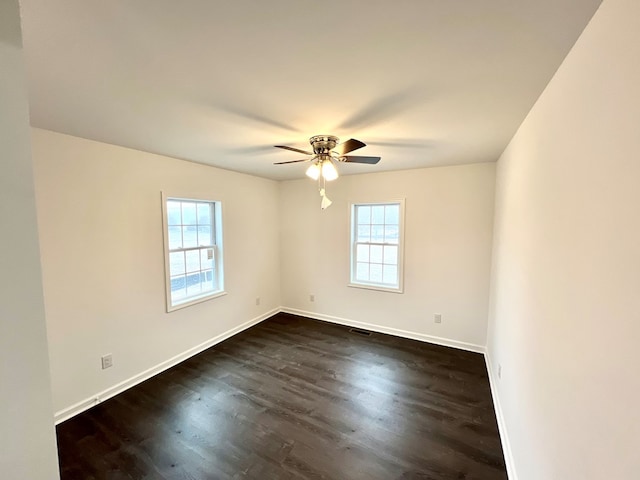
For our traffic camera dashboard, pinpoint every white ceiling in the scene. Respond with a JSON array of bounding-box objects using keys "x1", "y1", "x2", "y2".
[{"x1": 20, "y1": 0, "x2": 602, "y2": 180}]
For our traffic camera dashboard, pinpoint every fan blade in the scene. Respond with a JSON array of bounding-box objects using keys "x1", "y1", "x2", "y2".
[
  {"x1": 341, "y1": 155, "x2": 381, "y2": 164},
  {"x1": 275, "y1": 145, "x2": 314, "y2": 155},
  {"x1": 334, "y1": 138, "x2": 366, "y2": 155},
  {"x1": 273, "y1": 158, "x2": 310, "y2": 165}
]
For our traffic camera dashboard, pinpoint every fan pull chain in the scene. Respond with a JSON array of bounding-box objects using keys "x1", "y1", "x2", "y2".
[{"x1": 319, "y1": 176, "x2": 332, "y2": 210}]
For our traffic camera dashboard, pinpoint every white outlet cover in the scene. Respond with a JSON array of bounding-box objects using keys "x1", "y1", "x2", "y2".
[{"x1": 101, "y1": 354, "x2": 113, "y2": 369}]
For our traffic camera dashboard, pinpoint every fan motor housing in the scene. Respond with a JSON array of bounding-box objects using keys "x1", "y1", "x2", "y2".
[{"x1": 310, "y1": 135, "x2": 338, "y2": 154}]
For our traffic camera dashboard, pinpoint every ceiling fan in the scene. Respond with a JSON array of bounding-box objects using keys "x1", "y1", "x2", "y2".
[
  {"x1": 274, "y1": 135, "x2": 381, "y2": 181},
  {"x1": 274, "y1": 135, "x2": 381, "y2": 210}
]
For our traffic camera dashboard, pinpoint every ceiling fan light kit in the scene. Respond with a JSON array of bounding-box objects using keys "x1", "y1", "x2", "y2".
[
  {"x1": 305, "y1": 162, "x2": 321, "y2": 180},
  {"x1": 321, "y1": 157, "x2": 339, "y2": 181},
  {"x1": 304, "y1": 156, "x2": 339, "y2": 182},
  {"x1": 275, "y1": 135, "x2": 381, "y2": 209}
]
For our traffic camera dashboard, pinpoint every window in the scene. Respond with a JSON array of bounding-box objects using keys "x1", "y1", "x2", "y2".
[
  {"x1": 162, "y1": 195, "x2": 224, "y2": 311},
  {"x1": 349, "y1": 200, "x2": 405, "y2": 293}
]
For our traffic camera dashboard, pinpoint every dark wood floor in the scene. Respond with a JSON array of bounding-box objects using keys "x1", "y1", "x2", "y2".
[{"x1": 56, "y1": 313, "x2": 506, "y2": 480}]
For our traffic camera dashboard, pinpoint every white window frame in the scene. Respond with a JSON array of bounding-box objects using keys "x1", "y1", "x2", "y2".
[
  {"x1": 162, "y1": 193, "x2": 226, "y2": 312},
  {"x1": 349, "y1": 199, "x2": 405, "y2": 293}
]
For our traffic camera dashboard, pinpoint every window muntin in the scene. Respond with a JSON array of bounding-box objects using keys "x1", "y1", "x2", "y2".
[
  {"x1": 350, "y1": 201, "x2": 404, "y2": 292},
  {"x1": 163, "y1": 196, "x2": 224, "y2": 311}
]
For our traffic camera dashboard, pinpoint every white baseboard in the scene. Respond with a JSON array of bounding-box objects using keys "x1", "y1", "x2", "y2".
[
  {"x1": 485, "y1": 353, "x2": 518, "y2": 480},
  {"x1": 56, "y1": 305, "x2": 508, "y2": 480},
  {"x1": 55, "y1": 305, "x2": 515, "y2": 478},
  {"x1": 282, "y1": 308, "x2": 520, "y2": 475},
  {"x1": 54, "y1": 308, "x2": 279, "y2": 424},
  {"x1": 280, "y1": 307, "x2": 486, "y2": 354}
]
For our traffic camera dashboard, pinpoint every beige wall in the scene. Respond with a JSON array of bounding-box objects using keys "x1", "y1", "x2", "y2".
[
  {"x1": 280, "y1": 163, "x2": 496, "y2": 351},
  {"x1": 0, "y1": 2, "x2": 60, "y2": 478},
  {"x1": 32, "y1": 129, "x2": 281, "y2": 418},
  {"x1": 34, "y1": 126, "x2": 496, "y2": 423},
  {"x1": 487, "y1": 0, "x2": 640, "y2": 478},
  {"x1": 16, "y1": 2, "x2": 640, "y2": 477}
]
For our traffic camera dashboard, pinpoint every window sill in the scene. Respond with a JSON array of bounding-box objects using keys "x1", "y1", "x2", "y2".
[
  {"x1": 348, "y1": 282, "x2": 404, "y2": 294},
  {"x1": 167, "y1": 290, "x2": 227, "y2": 312}
]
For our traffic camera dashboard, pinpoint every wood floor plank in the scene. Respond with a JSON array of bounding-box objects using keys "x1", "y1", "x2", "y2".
[{"x1": 57, "y1": 313, "x2": 507, "y2": 479}]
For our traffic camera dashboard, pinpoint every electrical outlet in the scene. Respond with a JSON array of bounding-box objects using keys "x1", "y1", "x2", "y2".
[
  {"x1": 498, "y1": 364, "x2": 502, "y2": 379},
  {"x1": 101, "y1": 354, "x2": 113, "y2": 370},
  {"x1": 310, "y1": 294, "x2": 315, "y2": 302},
  {"x1": 434, "y1": 313, "x2": 442, "y2": 324},
  {"x1": 255, "y1": 297, "x2": 260, "y2": 306}
]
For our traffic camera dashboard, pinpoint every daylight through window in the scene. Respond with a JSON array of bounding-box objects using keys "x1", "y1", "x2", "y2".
[
  {"x1": 163, "y1": 196, "x2": 224, "y2": 311},
  {"x1": 350, "y1": 201, "x2": 404, "y2": 293}
]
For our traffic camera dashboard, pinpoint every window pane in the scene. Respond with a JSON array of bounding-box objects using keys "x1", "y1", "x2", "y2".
[
  {"x1": 188, "y1": 284, "x2": 202, "y2": 297},
  {"x1": 198, "y1": 225, "x2": 212, "y2": 246},
  {"x1": 357, "y1": 225, "x2": 370, "y2": 242},
  {"x1": 165, "y1": 198, "x2": 223, "y2": 309},
  {"x1": 197, "y1": 203, "x2": 211, "y2": 225},
  {"x1": 185, "y1": 250, "x2": 200, "y2": 273},
  {"x1": 350, "y1": 201, "x2": 402, "y2": 291},
  {"x1": 183, "y1": 226, "x2": 198, "y2": 248},
  {"x1": 201, "y1": 248, "x2": 214, "y2": 270},
  {"x1": 167, "y1": 201, "x2": 182, "y2": 226},
  {"x1": 186, "y1": 272, "x2": 201, "y2": 295},
  {"x1": 201, "y1": 270, "x2": 215, "y2": 292},
  {"x1": 383, "y1": 265, "x2": 398, "y2": 285},
  {"x1": 384, "y1": 205, "x2": 399, "y2": 225},
  {"x1": 370, "y1": 264, "x2": 383, "y2": 283},
  {"x1": 371, "y1": 205, "x2": 385, "y2": 224},
  {"x1": 356, "y1": 244, "x2": 369, "y2": 262},
  {"x1": 168, "y1": 226, "x2": 182, "y2": 249},
  {"x1": 370, "y1": 245, "x2": 383, "y2": 263},
  {"x1": 356, "y1": 262, "x2": 369, "y2": 281},
  {"x1": 383, "y1": 245, "x2": 398, "y2": 265},
  {"x1": 357, "y1": 205, "x2": 371, "y2": 225},
  {"x1": 170, "y1": 275, "x2": 186, "y2": 301},
  {"x1": 182, "y1": 202, "x2": 197, "y2": 225},
  {"x1": 207, "y1": 269, "x2": 216, "y2": 290},
  {"x1": 384, "y1": 225, "x2": 399, "y2": 244},
  {"x1": 371, "y1": 225, "x2": 385, "y2": 243},
  {"x1": 169, "y1": 251, "x2": 185, "y2": 275}
]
